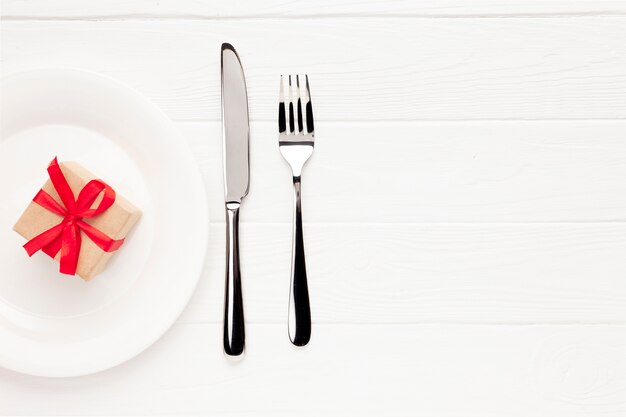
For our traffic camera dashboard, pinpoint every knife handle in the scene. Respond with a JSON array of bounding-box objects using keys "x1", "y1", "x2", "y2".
[
  {"x1": 224, "y1": 202, "x2": 245, "y2": 357},
  {"x1": 288, "y1": 176, "x2": 311, "y2": 346}
]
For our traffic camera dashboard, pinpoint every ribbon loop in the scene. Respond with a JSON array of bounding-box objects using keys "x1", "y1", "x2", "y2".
[
  {"x1": 75, "y1": 179, "x2": 116, "y2": 218},
  {"x1": 23, "y1": 157, "x2": 125, "y2": 276}
]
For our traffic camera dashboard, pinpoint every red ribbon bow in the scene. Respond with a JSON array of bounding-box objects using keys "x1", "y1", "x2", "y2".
[{"x1": 23, "y1": 157, "x2": 124, "y2": 276}]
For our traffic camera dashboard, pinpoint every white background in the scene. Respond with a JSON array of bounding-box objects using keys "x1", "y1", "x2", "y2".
[{"x1": 1, "y1": 0, "x2": 625, "y2": 415}]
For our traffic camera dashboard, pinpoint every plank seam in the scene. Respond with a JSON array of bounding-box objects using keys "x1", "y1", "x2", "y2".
[
  {"x1": 3, "y1": 12, "x2": 626, "y2": 21},
  {"x1": 177, "y1": 117, "x2": 626, "y2": 122},
  {"x1": 205, "y1": 221, "x2": 626, "y2": 225},
  {"x1": 175, "y1": 321, "x2": 626, "y2": 326},
  {"x1": 178, "y1": 119, "x2": 626, "y2": 125}
]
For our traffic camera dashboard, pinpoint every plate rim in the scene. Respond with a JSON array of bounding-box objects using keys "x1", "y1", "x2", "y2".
[{"x1": 0, "y1": 68, "x2": 209, "y2": 377}]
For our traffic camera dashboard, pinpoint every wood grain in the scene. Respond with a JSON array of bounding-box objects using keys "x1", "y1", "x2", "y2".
[
  {"x1": 181, "y1": 121, "x2": 626, "y2": 223},
  {"x1": 1, "y1": 4, "x2": 625, "y2": 416},
  {"x1": 3, "y1": 0, "x2": 626, "y2": 18},
  {"x1": 2, "y1": 18, "x2": 625, "y2": 121},
  {"x1": 175, "y1": 223, "x2": 626, "y2": 324},
  {"x1": 0, "y1": 323, "x2": 622, "y2": 416}
]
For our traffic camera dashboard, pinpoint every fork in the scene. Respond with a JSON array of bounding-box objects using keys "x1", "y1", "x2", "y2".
[{"x1": 279, "y1": 74, "x2": 314, "y2": 346}]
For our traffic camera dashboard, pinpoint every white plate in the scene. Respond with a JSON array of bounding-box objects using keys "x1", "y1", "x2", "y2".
[{"x1": 0, "y1": 69, "x2": 208, "y2": 377}]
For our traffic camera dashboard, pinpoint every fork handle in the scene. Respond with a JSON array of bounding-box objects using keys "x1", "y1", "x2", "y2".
[
  {"x1": 224, "y1": 202, "x2": 245, "y2": 357},
  {"x1": 288, "y1": 176, "x2": 311, "y2": 346}
]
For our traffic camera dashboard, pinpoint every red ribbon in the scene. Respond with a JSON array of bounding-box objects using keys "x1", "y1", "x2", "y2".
[{"x1": 23, "y1": 157, "x2": 124, "y2": 276}]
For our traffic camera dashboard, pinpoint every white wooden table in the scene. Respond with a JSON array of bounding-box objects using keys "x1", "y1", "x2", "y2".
[{"x1": 1, "y1": 1, "x2": 625, "y2": 415}]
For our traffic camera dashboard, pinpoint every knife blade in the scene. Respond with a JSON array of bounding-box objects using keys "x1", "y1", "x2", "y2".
[{"x1": 221, "y1": 43, "x2": 249, "y2": 357}]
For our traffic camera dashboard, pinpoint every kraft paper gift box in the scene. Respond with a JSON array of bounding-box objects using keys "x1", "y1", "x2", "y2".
[{"x1": 13, "y1": 159, "x2": 141, "y2": 281}]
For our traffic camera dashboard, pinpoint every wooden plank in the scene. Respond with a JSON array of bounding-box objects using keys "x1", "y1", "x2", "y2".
[
  {"x1": 2, "y1": 19, "x2": 625, "y2": 121},
  {"x1": 0, "y1": 323, "x2": 623, "y2": 416},
  {"x1": 3, "y1": 0, "x2": 626, "y2": 19},
  {"x1": 182, "y1": 121, "x2": 626, "y2": 223},
  {"x1": 177, "y1": 223, "x2": 626, "y2": 324}
]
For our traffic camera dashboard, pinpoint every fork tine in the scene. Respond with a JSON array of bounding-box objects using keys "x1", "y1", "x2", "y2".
[
  {"x1": 288, "y1": 75, "x2": 295, "y2": 134},
  {"x1": 300, "y1": 74, "x2": 310, "y2": 134},
  {"x1": 278, "y1": 75, "x2": 286, "y2": 133},
  {"x1": 295, "y1": 75, "x2": 304, "y2": 133},
  {"x1": 305, "y1": 75, "x2": 314, "y2": 134}
]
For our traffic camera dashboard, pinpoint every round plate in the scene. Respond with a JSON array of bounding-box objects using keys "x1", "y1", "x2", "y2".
[{"x1": 0, "y1": 69, "x2": 208, "y2": 377}]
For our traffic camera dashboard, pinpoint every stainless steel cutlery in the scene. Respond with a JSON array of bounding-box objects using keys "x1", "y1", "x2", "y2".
[
  {"x1": 279, "y1": 74, "x2": 314, "y2": 346},
  {"x1": 220, "y1": 43, "x2": 314, "y2": 354},
  {"x1": 221, "y1": 43, "x2": 250, "y2": 357}
]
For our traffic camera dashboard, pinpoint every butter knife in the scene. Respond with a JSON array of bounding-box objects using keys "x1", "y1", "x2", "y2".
[{"x1": 221, "y1": 43, "x2": 250, "y2": 357}]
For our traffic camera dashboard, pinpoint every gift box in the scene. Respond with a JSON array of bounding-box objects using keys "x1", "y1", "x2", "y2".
[{"x1": 13, "y1": 158, "x2": 141, "y2": 281}]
